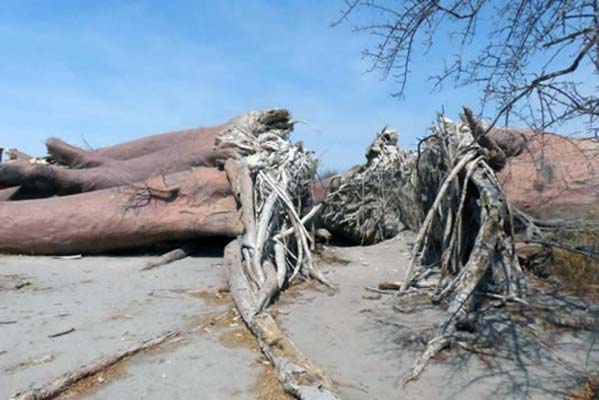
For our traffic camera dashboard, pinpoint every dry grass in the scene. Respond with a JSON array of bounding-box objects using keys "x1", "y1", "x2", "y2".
[
  {"x1": 570, "y1": 373, "x2": 599, "y2": 400},
  {"x1": 549, "y1": 226, "x2": 599, "y2": 299}
]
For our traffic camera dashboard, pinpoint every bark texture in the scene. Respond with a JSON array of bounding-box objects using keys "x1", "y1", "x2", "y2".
[
  {"x1": 0, "y1": 168, "x2": 242, "y2": 255},
  {"x1": 0, "y1": 111, "x2": 299, "y2": 255},
  {"x1": 0, "y1": 122, "x2": 238, "y2": 198}
]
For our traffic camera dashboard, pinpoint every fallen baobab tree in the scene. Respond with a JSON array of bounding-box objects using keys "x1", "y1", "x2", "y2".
[
  {"x1": 0, "y1": 122, "x2": 239, "y2": 199},
  {"x1": 0, "y1": 123, "x2": 243, "y2": 254},
  {"x1": 0, "y1": 112, "x2": 288, "y2": 254},
  {"x1": 6, "y1": 110, "x2": 340, "y2": 400},
  {"x1": 0, "y1": 168, "x2": 243, "y2": 254},
  {"x1": 322, "y1": 108, "x2": 526, "y2": 381}
]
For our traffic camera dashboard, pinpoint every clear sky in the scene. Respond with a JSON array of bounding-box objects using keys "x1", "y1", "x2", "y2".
[{"x1": 0, "y1": 0, "x2": 485, "y2": 171}]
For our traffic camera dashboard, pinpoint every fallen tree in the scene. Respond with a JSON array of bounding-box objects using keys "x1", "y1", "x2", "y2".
[
  {"x1": 0, "y1": 167, "x2": 242, "y2": 254},
  {"x1": 217, "y1": 110, "x2": 339, "y2": 398},
  {"x1": 3, "y1": 109, "x2": 340, "y2": 400},
  {"x1": 5, "y1": 107, "x2": 592, "y2": 397},
  {"x1": 321, "y1": 108, "x2": 525, "y2": 381},
  {"x1": 0, "y1": 112, "x2": 285, "y2": 254},
  {"x1": 0, "y1": 122, "x2": 238, "y2": 199}
]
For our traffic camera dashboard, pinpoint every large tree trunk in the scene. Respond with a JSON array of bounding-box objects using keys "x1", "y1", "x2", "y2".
[
  {"x1": 0, "y1": 122, "x2": 238, "y2": 198},
  {"x1": 45, "y1": 124, "x2": 231, "y2": 166},
  {"x1": 0, "y1": 110, "x2": 299, "y2": 256},
  {"x1": 0, "y1": 167, "x2": 242, "y2": 254}
]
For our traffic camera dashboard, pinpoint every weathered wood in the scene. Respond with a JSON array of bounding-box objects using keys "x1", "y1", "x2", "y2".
[
  {"x1": 219, "y1": 110, "x2": 340, "y2": 398},
  {"x1": 11, "y1": 331, "x2": 178, "y2": 400},
  {"x1": 320, "y1": 128, "x2": 410, "y2": 244},
  {"x1": 224, "y1": 240, "x2": 340, "y2": 400},
  {"x1": 400, "y1": 150, "x2": 479, "y2": 291},
  {"x1": 322, "y1": 109, "x2": 525, "y2": 383},
  {"x1": 141, "y1": 244, "x2": 200, "y2": 271}
]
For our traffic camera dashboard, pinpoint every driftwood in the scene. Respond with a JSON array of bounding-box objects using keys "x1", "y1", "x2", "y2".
[
  {"x1": 11, "y1": 331, "x2": 179, "y2": 400},
  {"x1": 141, "y1": 244, "x2": 200, "y2": 271},
  {"x1": 322, "y1": 108, "x2": 525, "y2": 382}
]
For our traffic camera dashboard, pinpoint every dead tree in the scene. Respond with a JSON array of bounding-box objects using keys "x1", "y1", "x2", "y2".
[
  {"x1": 0, "y1": 168, "x2": 242, "y2": 255},
  {"x1": 322, "y1": 108, "x2": 525, "y2": 381},
  {"x1": 3, "y1": 109, "x2": 340, "y2": 399},
  {"x1": 320, "y1": 128, "x2": 412, "y2": 244},
  {"x1": 218, "y1": 110, "x2": 339, "y2": 398},
  {"x1": 0, "y1": 111, "x2": 295, "y2": 255},
  {"x1": 0, "y1": 123, "x2": 238, "y2": 199},
  {"x1": 335, "y1": 0, "x2": 599, "y2": 138},
  {"x1": 0, "y1": 111, "x2": 297, "y2": 255}
]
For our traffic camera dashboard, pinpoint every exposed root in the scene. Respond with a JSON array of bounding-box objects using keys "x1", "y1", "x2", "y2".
[
  {"x1": 10, "y1": 331, "x2": 179, "y2": 400},
  {"x1": 322, "y1": 108, "x2": 526, "y2": 384},
  {"x1": 320, "y1": 128, "x2": 411, "y2": 244},
  {"x1": 219, "y1": 109, "x2": 331, "y2": 311},
  {"x1": 141, "y1": 244, "x2": 199, "y2": 271},
  {"x1": 219, "y1": 110, "x2": 339, "y2": 399},
  {"x1": 225, "y1": 240, "x2": 339, "y2": 400},
  {"x1": 403, "y1": 335, "x2": 451, "y2": 384}
]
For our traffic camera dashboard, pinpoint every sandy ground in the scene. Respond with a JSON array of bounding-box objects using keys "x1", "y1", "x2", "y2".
[
  {"x1": 2, "y1": 235, "x2": 598, "y2": 399},
  {"x1": 0, "y1": 253, "x2": 282, "y2": 400},
  {"x1": 276, "y1": 234, "x2": 599, "y2": 400}
]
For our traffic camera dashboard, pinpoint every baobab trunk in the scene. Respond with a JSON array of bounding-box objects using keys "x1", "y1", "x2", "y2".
[
  {"x1": 0, "y1": 121, "x2": 238, "y2": 197},
  {"x1": 0, "y1": 167, "x2": 242, "y2": 254}
]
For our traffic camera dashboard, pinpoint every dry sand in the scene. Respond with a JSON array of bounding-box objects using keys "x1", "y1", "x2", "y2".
[
  {"x1": 1, "y1": 235, "x2": 598, "y2": 399},
  {"x1": 0, "y1": 253, "x2": 281, "y2": 399},
  {"x1": 276, "y1": 235, "x2": 599, "y2": 399}
]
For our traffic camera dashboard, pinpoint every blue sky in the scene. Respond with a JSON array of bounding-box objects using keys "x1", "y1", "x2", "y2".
[{"x1": 0, "y1": 1, "x2": 490, "y2": 170}]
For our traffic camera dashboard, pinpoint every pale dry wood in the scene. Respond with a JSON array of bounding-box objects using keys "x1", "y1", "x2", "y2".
[
  {"x1": 224, "y1": 240, "x2": 340, "y2": 400},
  {"x1": 400, "y1": 150, "x2": 479, "y2": 292},
  {"x1": 322, "y1": 110, "x2": 525, "y2": 384},
  {"x1": 141, "y1": 244, "x2": 199, "y2": 271},
  {"x1": 219, "y1": 111, "x2": 340, "y2": 398},
  {"x1": 11, "y1": 331, "x2": 178, "y2": 400}
]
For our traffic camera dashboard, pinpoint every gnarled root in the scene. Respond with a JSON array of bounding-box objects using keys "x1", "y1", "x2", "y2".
[
  {"x1": 220, "y1": 110, "x2": 340, "y2": 399},
  {"x1": 322, "y1": 108, "x2": 525, "y2": 384},
  {"x1": 225, "y1": 239, "x2": 339, "y2": 399}
]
